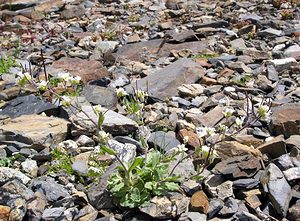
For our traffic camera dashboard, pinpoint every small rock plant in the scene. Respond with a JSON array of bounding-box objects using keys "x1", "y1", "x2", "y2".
[{"x1": 15, "y1": 55, "x2": 272, "y2": 209}]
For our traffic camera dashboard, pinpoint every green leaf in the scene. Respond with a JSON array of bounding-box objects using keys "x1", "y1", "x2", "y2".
[
  {"x1": 163, "y1": 182, "x2": 179, "y2": 191},
  {"x1": 98, "y1": 112, "x2": 105, "y2": 127},
  {"x1": 110, "y1": 182, "x2": 125, "y2": 193},
  {"x1": 144, "y1": 182, "x2": 154, "y2": 190},
  {"x1": 131, "y1": 187, "x2": 141, "y2": 202},
  {"x1": 128, "y1": 157, "x2": 143, "y2": 173},
  {"x1": 100, "y1": 145, "x2": 116, "y2": 155}
]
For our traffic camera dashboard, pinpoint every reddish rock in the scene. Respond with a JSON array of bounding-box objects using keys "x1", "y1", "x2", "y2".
[
  {"x1": 216, "y1": 141, "x2": 261, "y2": 160},
  {"x1": 288, "y1": 203, "x2": 300, "y2": 221},
  {"x1": 257, "y1": 135, "x2": 286, "y2": 158},
  {"x1": 0, "y1": 205, "x2": 10, "y2": 221},
  {"x1": 178, "y1": 129, "x2": 200, "y2": 148},
  {"x1": 49, "y1": 57, "x2": 110, "y2": 83},
  {"x1": 200, "y1": 76, "x2": 218, "y2": 85},
  {"x1": 190, "y1": 191, "x2": 209, "y2": 214}
]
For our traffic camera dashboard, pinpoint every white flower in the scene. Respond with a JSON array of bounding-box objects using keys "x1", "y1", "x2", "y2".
[
  {"x1": 89, "y1": 166, "x2": 101, "y2": 173},
  {"x1": 136, "y1": 89, "x2": 148, "y2": 102},
  {"x1": 116, "y1": 87, "x2": 128, "y2": 97},
  {"x1": 37, "y1": 80, "x2": 48, "y2": 90},
  {"x1": 257, "y1": 105, "x2": 271, "y2": 120},
  {"x1": 57, "y1": 72, "x2": 71, "y2": 81},
  {"x1": 201, "y1": 145, "x2": 210, "y2": 153},
  {"x1": 69, "y1": 76, "x2": 81, "y2": 85},
  {"x1": 222, "y1": 108, "x2": 235, "y2": 118},
  {"x1": 61, "y1": 95, "x2": 71, "y2": 106},
  {"x1": 98, "y1": 131, "x2": 110, "y2": 142},
  {"x1": 171, "y1": 144, "x2": 188, "y2": 153},
  {"x1": 200, "y1": 145, "x2": 217, "y2": 160},
  {"x1": 196, "y1": 127, "x2": 208, "y2": 138},
  {"x1": 219, "y1": 124, "x2": 228, "y2": 132},
  {"x1": 93, "y1": 105, "x2": 102, "y2": 114},
  {"x1": 235, "y1": 117, "x2": 245, "y2": 128},
  {"x1": 207, "y1": 127, "x2": 216, "y2": 136}
]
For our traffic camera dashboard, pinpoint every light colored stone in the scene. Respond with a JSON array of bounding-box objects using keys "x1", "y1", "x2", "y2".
[
  {"x1": 0, "y1": 167, "x2": 30, "y2": 184},
  {"x1": 0, "y1": 114, "x2": 69, "y2": 150}
]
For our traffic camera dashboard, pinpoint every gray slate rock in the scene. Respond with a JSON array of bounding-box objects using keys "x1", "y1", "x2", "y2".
[
  {"x1": 0, "y1": 95, "x2": 57, "y2": 119},
  {"x1": 30, "y1": 177, "x2": 70, "y2": 202},
  {"x1": 82, "y1": 85, "x2": 117, "y2": 108},
  {"x1": 42, "y1": 207, "x2": 66, "y2": 220},
  {"x1": 88, "y1": 163, "x2": 117, "y2": 210},
  {"x1": 219, "y1": 197, "x2": 238, "y2": 217},
  {"x1": 125, "y1": 58, "x2": 204, "y2": 100},
  {"x1": 71, "y1": 105, "x2": 138, "y2": 136},
  {"x1": 207, "y1": 198, "x2": 224, "y2": 219},
  {"x1": 260, "y1": 163, "x2": 292, "y2": 217},
  {"x1": 148, "y1": 131, "x2": 180, "y2": 152}
]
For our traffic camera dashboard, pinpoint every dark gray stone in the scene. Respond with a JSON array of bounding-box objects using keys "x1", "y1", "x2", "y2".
[
  {"x1": 42, "y1": 207, "x2": 65, "y2": 220},
  {"x1": 30, "y1": 177, "x2": 70, "y2": 203},
  {"x1": 0, "y1": 95, "x2": 57, "y2": 119},
  {"x1": 125, "y1": 58, "x2": 204, "y2": 100},
  {"x1": 235, "y1": 211, "x2": 261, "y2": 221},
  {"x1": 219, "y1": 197, "x2": 238, "y2": 217},
  {"x1": 207, "y1": 198, "x2": 224, "y2": 219},
  {"x1": 260, "y1": 163, "x2": 291, "y2": 217},
  {"x1": 72, "y1": 160, "x2": 89, "y2": 175},
  {"x1": 148, "y1": 131, "x2": 180, "y2": 152},
  {"x1": 88, "y1": 163, "x2": 117, "y2": 210},
  {"x1": 82, "y1": 85, "x2": 117, "y2": 108}
]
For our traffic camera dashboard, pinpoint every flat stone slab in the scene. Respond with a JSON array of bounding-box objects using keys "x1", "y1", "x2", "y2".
[
  {"x1": 125, "y1": 58, "x2": 205, "y2": 100},
  {"x1": 0, "y1": 114, "x2": 69, "y2": 150},
  {"x1": 270, "y1": 104, "x2": 300, "y2": 138},
  {"x1": 71, "y1": 105, "x2": 138, "y2": 136},
  {"x1": 48, "y1": 57, "x2": 110, "y2": 83},
  {"x1": 0, "y1": 95, "x2": 57, "y2": 119},
  {"x1": 115, "y1": 39, "x2": 209, "y2": 62}
]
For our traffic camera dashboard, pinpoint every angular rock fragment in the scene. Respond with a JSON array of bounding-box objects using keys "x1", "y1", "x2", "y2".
[
  {"x1": 0, "y1": 114, "x2": 69, "y2": 150},
  {"x1": 260, "y1": 163, "x2": 291, "y2": 217}
]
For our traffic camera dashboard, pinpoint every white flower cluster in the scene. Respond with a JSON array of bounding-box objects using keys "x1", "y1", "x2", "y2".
[
  {"x1": 61, "y1": 95, "x2": 72, "y2": 107},
  {"x1": 56, "y1": 72, "x2": 81, "y2": 85},
  {"x1": 196, "y1": 126, "x2": 216, "y2": 138},
  {"x1": 116, "y1": 88, "x2": 128, "y2": 98},
  {"x1": 222, "y1": 108, "x2": 235, "y2": 118},
  {"x1": 136, "y1": 89, "x2": 148, "y2": 102},
  {"x1": 98, "y1": 130, "x2": 110, "y2": 143},
  {"x1": 169, "y1": 143, "x2": 188, "y2": 154}
]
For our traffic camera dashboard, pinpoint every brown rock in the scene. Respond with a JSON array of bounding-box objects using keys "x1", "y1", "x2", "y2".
[
  {"x1": 48, "y1": 57, "x2": 110, "y2": 83},
  {"x1": 0, "y1": 205, "x2": 10, "y2": 221},
  {"x1": 241, "y1": 189, "x2": 262, "y2": 209},
  {"x1": 216, "y1": 141, "x2": 261, "y2": 160},
  {"x1": 213, "y1": 155, "x2": 261, "y2": 178},
  {"x1": 26, "y1": 192, "x2": 47, "y2": 220},
  {"x1": 34, "y1": 0, "x2": 64, "y2": 13},
  {"x1": 200, "y1": 76, "x2": 218, "y2": 86},
  {"x1": 190, "y1": 191, "x2": 209, "y2": 214},
  {"x1": 233, "y1": 135, "x2": 263, "y2": 148},
  {"x1": 271, "y1": 104, "x2": 300, "y2": 138},
  {"x1": 197, "y1": 106, "x2": 224, "y2": 127},
  {"x1": 177, "y1": 129, "x2": 200, "y2": 148},
  {"x1": 257, "y1": 135, "x2": 286, "y2": 158},
  {"x1": 114, "y1": 39, "x2": 208, "y2": 62},
  {"x1": 0, "y1": 114, "x2": 69, "y2": 150}
]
